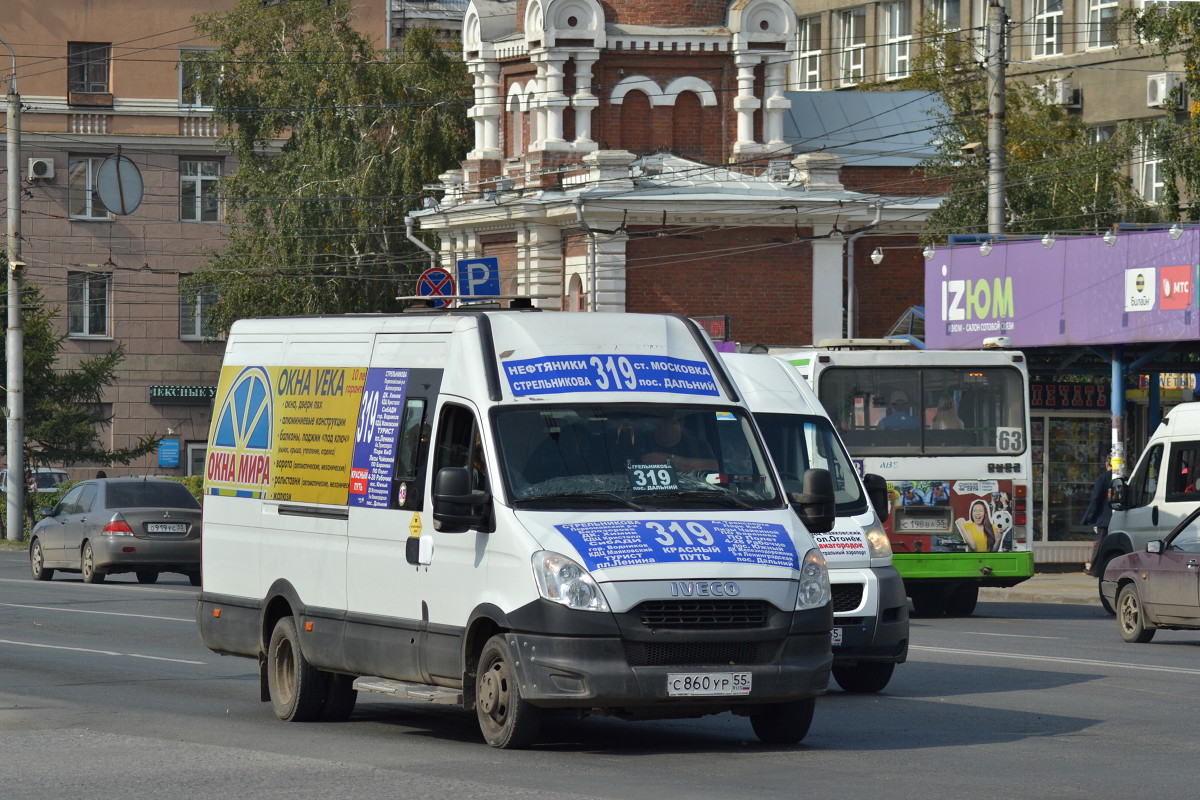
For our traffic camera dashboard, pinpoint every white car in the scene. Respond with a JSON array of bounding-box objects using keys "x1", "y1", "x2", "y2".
[{"x1": 0, "y1": 467, "x2": 70, "y2": 494}]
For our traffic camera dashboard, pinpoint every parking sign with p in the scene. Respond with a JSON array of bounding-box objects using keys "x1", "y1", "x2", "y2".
[{"x1": 457, "y1": 257, "x2": 500, "y2": 301}]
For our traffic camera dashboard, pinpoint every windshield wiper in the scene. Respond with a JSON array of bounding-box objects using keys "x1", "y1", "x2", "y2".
[
  {"x1": 513, "y1": 491, "x2": 645, "y2": 511},
  {"x1": 636, "y1": 490, "x2": 756, "y2": 509}
]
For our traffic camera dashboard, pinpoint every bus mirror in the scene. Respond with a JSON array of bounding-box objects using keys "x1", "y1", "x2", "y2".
[
  {"x1": 432, "y1": 466, "x2": 491, "y2": 532},
  {"x1": 791, "y1": 468, "x2": 836, "y2": 534},
  {"x1": 1108, "y1": 476, "x2": 1126, "y2": 511},
  {"x1": 863, "y1": 473, "x2": 890, "y2": 522}
]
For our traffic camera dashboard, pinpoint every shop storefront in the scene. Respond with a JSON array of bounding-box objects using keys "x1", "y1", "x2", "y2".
[{"x1": 1029, "y1": 381, "x2": 1111, "y2": 563}]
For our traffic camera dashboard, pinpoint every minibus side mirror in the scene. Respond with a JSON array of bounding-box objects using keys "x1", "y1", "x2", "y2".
[
  {"x1": 862, "y1": 473, "x2": 890, "y2": 522},
  {"x1": 1109, "y1": 476, "x2": 1127, "y2": 511},
  {"x1": 432, "y1": 466, "x2": 492, "y2": 533},
  {"x1": 790, "y1": 468, "x2": 836, "y2": 535}
]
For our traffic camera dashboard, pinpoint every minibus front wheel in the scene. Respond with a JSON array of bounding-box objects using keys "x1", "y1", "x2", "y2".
[{"x1": 476, "y1": 634, "x2": 542, "y2": 749}]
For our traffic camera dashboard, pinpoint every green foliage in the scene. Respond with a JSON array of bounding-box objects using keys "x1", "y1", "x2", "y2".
[
  {"x1": 1128, "y1": 3, "x2": 1200, "y2": 219},
  {"x1": 0, "y1": 280, "x2": 159, "y2": 470},
  {"x1": 182, "y1": 0, "x2": 471, "y2": 332},
  {"x1": 176, "y1": 474, "x2": 204, "y2": 504},
  {"x1": 892, "y1": 16, "x2": 1152, "y2": 242}
]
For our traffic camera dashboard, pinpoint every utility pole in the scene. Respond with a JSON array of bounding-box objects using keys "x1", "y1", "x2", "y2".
[
  {"x1": 986, "y1": 0, "x2": 1007, "y2": 237},
  {"x1": 2, "y1": 37, "x2": 23, "y2": 542}
]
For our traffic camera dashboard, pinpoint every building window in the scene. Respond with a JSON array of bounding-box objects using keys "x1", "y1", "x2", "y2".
[
  {"x1": 836, "y1": 7, "x2": 867, "y2": 86},
  {"x1": 67, "y1": 272, "x2": 111, "y2": 338},
  {"x1": 179, "y1": 284, "x2": 217, "y2": 340},
  {"x1": 1087, "y1": 0, "x2": 1119, "y2": 48},
  {"x1": 796, "y1": 16, "x2": 822, "y2": 91},
  {"x1": 181, "y1": 160, "x2": 221, "y2": 222},
  {"x1": 933, "y1": 0, "x2": 961, "y2": 30},
  {"x1": 1032, "y1": 0, "x2": 1064, "y2": 57},
  {"x1": 180, "y1": 49, "x2": 213, "y2": 107},
  {"x1": 68, "y1": 157, "x2": 109, "y2": 220},
  {"x1": 68, "y1": 42, "x2": 110, "y2": 94},
  {"x1": 1139, "y1": 139, "x2": 1164, "y2": 203},
  {"x1": 882, "y1": 2, "x2": 912, "y2": 80}
]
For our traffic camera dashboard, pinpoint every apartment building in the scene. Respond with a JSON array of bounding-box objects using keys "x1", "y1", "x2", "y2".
[
  {"x1": 2, "y1": 1, "x2": 386, "y2": 478},
  {"x1": 788, "y1": 0, "x2": 1183, "y2": 202}
]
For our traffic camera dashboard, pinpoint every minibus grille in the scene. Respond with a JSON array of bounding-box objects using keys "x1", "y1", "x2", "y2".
[
  {"x1": 637, "y1": 599, "x2": 770, "y2": 630},
  {"x1": 831, "y1": 583, "x2": 864, "y2": 613},
  {"x1": 624, "y1": 639, "x2": 782, "y2": 667}
]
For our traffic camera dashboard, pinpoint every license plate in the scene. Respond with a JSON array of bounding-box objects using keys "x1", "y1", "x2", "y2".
[
  {"x1": 146, "y1": 522, "x2": 187, "y2": 533},
  {"x1": 667, "y1": 672, "x2": 751, "y2": 697},
  {"x1": 898, "y1": 517, "x2": 946, "y2": 532},
  {"x1": 831, "y1": 627, "x2": 843, "y2": 646}
]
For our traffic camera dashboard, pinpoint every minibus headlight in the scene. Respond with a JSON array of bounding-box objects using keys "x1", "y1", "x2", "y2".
[
  {"x1": 864, "y1": 522, "x2": 893, "y2": 559},
  {"x1": 796, "y1": 547, "x2": 831, "y2": 610},
  {"x1": 532, "y1": 551, "x2": 610, "y2": 612}
]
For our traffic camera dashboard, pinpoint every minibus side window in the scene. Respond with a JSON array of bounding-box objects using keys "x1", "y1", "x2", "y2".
[
  {"x1": 1127, "y1": 444, "x2": 1163, "y2": 508},
  {"x1": 434, "y1": 404, "x2": 489, "y2": 495},
  {"x1": 392, "y1": 398, "x2": 429, "y2": 510}
]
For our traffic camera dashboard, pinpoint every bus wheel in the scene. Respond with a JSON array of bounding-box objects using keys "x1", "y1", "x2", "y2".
[
  {"x1": 749, "y1": 696, "x2": 816, "y2": 744},
  {"x1": 476, "y1": 634, "x2": 541, "y2": 749},
  {"x1": 267, "y1": 616, "x2": 328, "y2": 722},
  {"x1": 320, "y1": 673, "x2": 358, "y2": 722},
  {"x1": 908, "y1": 586, "x2": 944, "y2": 618},
  {"x1": 832, "y1": 662, "x2": 895, "y2": 694},
  {"x1": 945, "y1": 584, "x2": 979, "y2": 617}
]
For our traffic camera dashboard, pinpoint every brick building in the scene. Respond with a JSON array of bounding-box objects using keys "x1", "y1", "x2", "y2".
[{"x1": 414, "y1": 0, "x2": 941, "y2": 347}]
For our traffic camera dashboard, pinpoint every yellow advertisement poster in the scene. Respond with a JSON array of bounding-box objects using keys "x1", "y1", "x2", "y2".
[{"x1": 205, "y1": 365, "x2": 368, "y2": 505}]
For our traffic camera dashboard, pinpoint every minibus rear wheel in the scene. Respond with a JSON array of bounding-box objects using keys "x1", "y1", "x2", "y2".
[
  {"x1": 267, "y1": 616, "x2": 328, "y2": 722},
  {"x1": 476, "y1": 634, "x2": 542, "y2": 748}
]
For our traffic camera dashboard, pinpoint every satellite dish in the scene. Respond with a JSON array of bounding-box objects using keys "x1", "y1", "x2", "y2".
[{"x1": 97, "y1": 153, "x2": 144, "y2": 215}]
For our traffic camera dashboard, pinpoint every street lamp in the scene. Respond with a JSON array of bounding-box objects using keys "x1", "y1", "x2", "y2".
[
  {"x1": 870, "y1": 247, "x2": 884, "y2": 265},
  {"x1": 1041, "y1": 232, "x2": 1056, "y2": 249},
  {"x1": 1103, "y1": 229, "x2": 1117, "y2": 247},
  {"x1": 980, "y1": 239, "x2": 994, "y2": 257}
]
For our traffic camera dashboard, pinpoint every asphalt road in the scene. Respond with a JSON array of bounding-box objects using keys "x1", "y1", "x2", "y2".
[{"x1": 3, "y1": 548, "x2": 1199, "y2": 800}]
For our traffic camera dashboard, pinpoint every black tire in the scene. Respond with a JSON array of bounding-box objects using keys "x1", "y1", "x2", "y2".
[
  {"x1": 909, "y1": 586, "x2": 945, "y2": 618},
  {"x1": 1117, "y1": 583, "x2": 1155, "y2": 643},
  {"x1": 320, "y1": 673, "x2": 358, "y2": 722},
  {"x1": 832, "y1": 662, "x2": 895, "y2": 694},
  {"x1": 945, "y1": 583, "x2": 979, "y2": 617},
  {"x1": 136, "y1": 570, "x2": 159, "y2": 584},
  {"x1": 267, "y1": 616, "x2": 329, "y2": 722},
  {"x1": 1095, "y1": 553, "x2": 1120, "y2": 615},
  {"x1": 749, "y1": 696, "x2": 816, "y2": 745},
  {"x1": 188, "y1": 572, "x2": 202, "y2": 587},
  {"x1": 81, "y1": 542, "x2": 105, "y2": 584},
  {"x1": 476, "y1": 634, "x2": 542, "y2": 749},
  {"x1": 30, "y1": 538, "x2": 55, "y2": 581}
]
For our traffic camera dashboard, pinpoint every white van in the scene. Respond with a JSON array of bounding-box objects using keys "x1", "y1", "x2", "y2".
[
  {"x1": 722, "y1": 353, "x2": 909, "y2": 692},
  {"x1": 1097, "y1": 402, "x2": 1200, "y2": 610},
  {"x1": 197, "y1": 310, "x2": 837, "y2": 748}
]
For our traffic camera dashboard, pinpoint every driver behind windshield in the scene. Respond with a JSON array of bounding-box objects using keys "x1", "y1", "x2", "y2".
[{"x1": 639, "y1": 412, "x2": 718, "y2": 472}]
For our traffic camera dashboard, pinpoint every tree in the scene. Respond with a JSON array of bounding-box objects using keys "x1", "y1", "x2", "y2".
[
  {"x1": 891, "y1": 17, "x2": 1153, "y2": 242},
  {"x1": 1129, "y1": 3, "x2": 1200, "y2": 219},
  {"x1": 183, "y1": 0, "x2": 472, "y2": 332},
  {"x1": 1, "y1": 278, "x2": 158, "y2": 523}
]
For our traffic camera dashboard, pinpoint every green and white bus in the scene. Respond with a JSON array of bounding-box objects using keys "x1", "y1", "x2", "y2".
[{"x1": 777, "y1": 342, "x2": 1034, "y2": 616}]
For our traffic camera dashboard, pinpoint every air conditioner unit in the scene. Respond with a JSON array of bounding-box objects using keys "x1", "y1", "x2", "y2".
[
  {"x1": 27, "y1": 157, "x2": 54, "y2": 180},
  {"x1": 1147, "y1": 73, "x2": 1183, "y2": 108},
  {"x1": 1038, "y1": 77, "x2": 1077, "y2": 107}
]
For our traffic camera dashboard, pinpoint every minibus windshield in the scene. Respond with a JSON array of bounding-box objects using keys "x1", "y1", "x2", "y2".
[{"x1": 494, "y1": 404, "x2": 781, "y2": 510}]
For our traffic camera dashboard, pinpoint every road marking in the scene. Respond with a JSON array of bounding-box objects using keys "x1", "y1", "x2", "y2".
[
  {"x1": 0, "y1": 601, "x2": 191, "y2": 623},
  {"x1": 913, "y1": 645, "x2": 1200, "y2": 676},
  {"x1": 960, "y1": 631, "x2": 1061, "y2": 639},
  {"x1": 0, "y1": 638, "x2": 206, "y2": 665}
]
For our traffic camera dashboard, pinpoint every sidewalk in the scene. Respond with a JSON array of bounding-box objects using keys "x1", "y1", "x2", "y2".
[{"x1": 978, "y1": 571, "x2": 1100, "y2": 606}]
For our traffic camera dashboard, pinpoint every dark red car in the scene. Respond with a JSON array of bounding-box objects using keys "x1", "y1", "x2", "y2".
[{"x1": 1101, "y1": 504, "x2": 1200, "y2": 643}]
